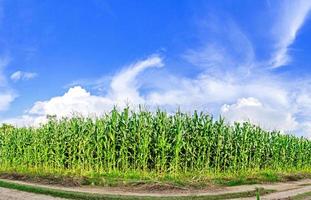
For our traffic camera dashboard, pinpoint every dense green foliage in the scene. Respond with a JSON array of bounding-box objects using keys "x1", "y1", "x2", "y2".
[{"x1": 0, "y1": 108, "x2": 310, "y2": 176}]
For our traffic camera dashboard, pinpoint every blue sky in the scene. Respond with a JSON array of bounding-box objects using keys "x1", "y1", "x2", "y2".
[{"x1": 1, "y1": 0, "x2": 311, "y2": 137}]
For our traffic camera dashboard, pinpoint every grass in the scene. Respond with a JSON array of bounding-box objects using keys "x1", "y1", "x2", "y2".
[
  {"x1": 292, "y1": 191, "x2": 311, "y2": 200},
  {"x1": 0, "y1": 179, "x2": 275, "y2": 200},
  {"x1": 0, "y1": 169, "x2": 310, "y2": 189}
]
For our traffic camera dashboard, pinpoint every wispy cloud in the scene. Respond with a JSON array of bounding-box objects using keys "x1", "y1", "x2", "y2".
[
  {"x1": 0, "y1": 57, "x2": 10, "y2": 87},
  {"x1": 0, "y1": 56, "x2": 16, "y2": 112},
  {"x1": 66, "y1": 55, "x2": 163, "y2": 95},
  {"x1": 2, "y1": 51, "x2": 310, "y2": 137},
  {"x1": 3, "y1": 1, "x2": 311, "y2": 138},
  {"x1": 10, "y1": 71, "x2": 37, "y2": 82},
  {"x1": 0, "y1": 1, "x2": 16, "y2": 112},
  {"x1": 66, "y1": 76, "x2": 112, "y2": 93},
  {"x1": 0, "y1": 55, "x2": 298, "y2": 133},
  {"x1": 184, "y1": 18, "x2": 255, "y2": 75},
  {"x1": 269, "y1": 0, "x2": 311, "y2": 68},
  {"x1": 0, "y1": 93, "x2": 15, "y2": 112},
  {"x1": 4, "y1": 55, "x2": 163, "y2": 126},
  {"x1": 108, "y1": 55, "x2": 163, "y2": 103}
]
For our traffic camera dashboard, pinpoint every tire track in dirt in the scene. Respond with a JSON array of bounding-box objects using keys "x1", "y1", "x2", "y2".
[{"x1": 1, "y1": 178, "x2": 311, "y2": 199}]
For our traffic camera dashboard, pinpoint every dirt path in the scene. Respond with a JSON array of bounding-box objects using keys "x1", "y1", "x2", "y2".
[
  {"x1": 1, "y1": 178, "x2": 311, "y2": 199},
  {"x1": 239, "y1": 185, "x2": 311, "y2": 200},
  {"x1": 263, "y1": 185, "x2": 311, "y2": 200},
  {"x1": 0, "y1": 187, "x2": 64, "y2": 200}
]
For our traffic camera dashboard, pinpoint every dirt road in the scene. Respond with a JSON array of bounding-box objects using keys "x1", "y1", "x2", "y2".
[
  {"x1": 0, "y1": 187, "x2": 64, "y2": 200},
  {"x1": 239, "y1": 185, "x2": 311, "y2": 200},
  {"x1": 1, "y1": 178, "x2": 311, "y2": 199}
]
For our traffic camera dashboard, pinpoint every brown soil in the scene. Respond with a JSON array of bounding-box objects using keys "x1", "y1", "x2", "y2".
[
  {"x1": 1, "y1": 173, "x2": 311, "y2": 199},
  {"x1": 1, "y1": 178, "x2": 310, "y2": 197},
  {"x1": 0, "y1": 172, "x2": 85, "y2": 187}
]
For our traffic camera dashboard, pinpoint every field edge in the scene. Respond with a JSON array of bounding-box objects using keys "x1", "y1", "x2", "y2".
[{"x1": 0, "y1": 178, "x2": 275, "y2": 200}]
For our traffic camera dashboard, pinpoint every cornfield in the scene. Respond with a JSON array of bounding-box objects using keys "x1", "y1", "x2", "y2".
[{"x1": 0, "y1": 107, "x2": 310, "y2": 177}]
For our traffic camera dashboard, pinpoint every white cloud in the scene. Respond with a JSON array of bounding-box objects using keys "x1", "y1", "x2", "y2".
[
  {"x1": 0, "y1": 115, "x2": 45, "y2": 127},
  {"x1": 3, "y1": 1, "x2": 311, "y2": 139},
  {"x1": 269, "y1": 0, "x2": 311, "y2": 68},
  {"x1": 183, "y1": 19, "x2": 255, "y2": 75},
  {"x1": 10, "y1": 71, "x2": 37, "y2": 82},
  {"x1": 2, "y1": 54, "x2": 311, "y2": 137},
  {"x1": 0, "y1": 56, "x2": 16, "y2": 112},
  {"x1": 220, "y1": 97, "x2": 297, "y2": 132},
  {"x1": 0, "y1": 55, "x2": 295, "y2": 131},
  {"x1": 108, "y1": 55, "x2": 163, "y2": 104},
  {"x1": 4, "y1": 55, "x2": 163, "y2": 126},
  {"x1": 28, "y1": 86, "x2": 114, "y2": 117},
  {"x1": 297, "y1": 122, "x2": 311, "y2": 138},
  {"x1": 0, "y1": 93, "x2": 15, "y2": 112}
]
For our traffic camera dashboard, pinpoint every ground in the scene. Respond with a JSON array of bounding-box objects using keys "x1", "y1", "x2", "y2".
[
  {"x1": 0, "y1": 187, "x2": 63, "y2": 200},
  {"x1": 1, "y1": 178, "x2": 311, "y2": 199}
]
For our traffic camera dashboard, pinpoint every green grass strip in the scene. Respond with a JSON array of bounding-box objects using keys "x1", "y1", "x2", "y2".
[
  {"x1": 291, "y1": 191, "x2": 311, "y2": 200},
  {"x1": 0, "y1": 179, "x2": 275, "y2": 200}
]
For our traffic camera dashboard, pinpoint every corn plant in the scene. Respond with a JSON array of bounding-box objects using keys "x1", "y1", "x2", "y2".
[{"x1": 0, "y1": 107, "x2": 310, "y2": 177}]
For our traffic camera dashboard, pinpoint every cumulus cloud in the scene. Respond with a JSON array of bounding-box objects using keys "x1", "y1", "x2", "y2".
[
  {"x1": 2, "y1": 53, "x2": 311, "y2": 138},
  {"x1": 0, "y1": 115, "x2": 45, "y2": 127},
  {"x1": 1, "y1": 54, "x2": 300, "y2": 134},
  {"x1": 3, "y1": 1, "x2": 311, "y2": 139},
  {"x1": 221, "y1": 97, "x2": 297, "y2": 131},
  {"x1": 10, "y1": 71, "x2": 37, "y2": 82},
  {"x1": 29, "y1": 86, "x2": 114, "y2": 117},
  {"x1": 4, "y1": 55, "x2": 163, "y2": 126},
  {"x1": 298, "y1": 122, "x2": 311, "y2": 138}
]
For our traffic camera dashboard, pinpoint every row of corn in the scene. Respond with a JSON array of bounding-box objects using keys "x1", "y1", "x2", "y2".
[{"x1": 0, "y1": 107, "x2": 310, "y2": 175}]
